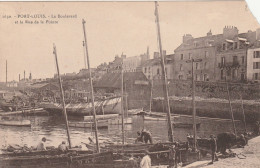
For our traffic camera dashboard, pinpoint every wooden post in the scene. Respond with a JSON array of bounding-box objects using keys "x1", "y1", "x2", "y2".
[
  {"x1": 53, "y1": 44, "x2": 72, "y2": 148},
  {"x1": 186, "y1": 58, "x2": 202, "y2": 151},
  {"x1": 149, "y1": 75, "x2": 153, "y2": 114},
  {"x1": 82, "y1": 19, "x2": 100, "y2": 153},
  {"x1": 226, "y1": 82, "x2": 237, "y2": 136},
  {"x1": 155, "y1": 1, "x2": 174, "y2": 142},
  {"x1": 121, "y1": 64, "x2": 125, "y2": 144}
]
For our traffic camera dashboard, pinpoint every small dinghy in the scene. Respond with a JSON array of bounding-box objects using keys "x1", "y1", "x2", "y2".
[
  {"x1": 144, "y1": 116, "x2": 166, "y2": 121},
  {"x1": 108, "y1": 117, "x2": 133, "y2": 125},
  {"x1": 69, "y1": 120, "x2": 108, "y2": 128},
  {"x1": 0, "y1": 116, "x2": 31, "y2": 127}
]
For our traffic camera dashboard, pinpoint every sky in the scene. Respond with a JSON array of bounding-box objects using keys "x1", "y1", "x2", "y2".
[{"x1": 0, "y1": 1, "x2": 259, "y2": 82}]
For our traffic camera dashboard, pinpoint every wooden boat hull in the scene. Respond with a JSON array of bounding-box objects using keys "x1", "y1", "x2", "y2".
[
  {"x1": 69, "y1": 120, "x2": 108, "y2": 128},
  {"x1": 173, "y1": 122, "x2": 200, "y2": 128},
  {"x1": 0, "y1": 151, "x2": 117, "y2": 168},
  {"x1": 144, "y1": 116, "x2": 166, "y2": 121},
  {"x1": 0, "y1": 108, "x2": 45, "y2": 116},
  {"x1": 0, "y1": 119, "x2": 31, "y2": 127},
  {"x1": 84, "y1": 114, "x2": 119, "y2": 121},
  {"x1": 42, "y1": 97, "x2": 121, "y2": 116},
  {"x1": 108, "y1": 117, "x2": 132, "y2": 125}
]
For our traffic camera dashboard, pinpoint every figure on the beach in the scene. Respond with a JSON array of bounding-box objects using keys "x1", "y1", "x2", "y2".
[
  {"x1": 36, "y1": 137, "x2": 47, "y2": 151},
  {"x1": 58, "y1": 141, "x2": 68, "y2": 152},
  {"x1": 209, "y1": 134, "x2": 218, "y2": 164},
  {"x1": 135, "y1": 131, "x2": 143, "y2": 143},
  {"x1": 141, "y1": 129, "x2": 153, "y2": 144},
  {"x1": 217, "y1": 132, "x2": 236, "y2": 154},
  {"x1": 140, "y1": 150, "x2": 151, "y2": 168}
]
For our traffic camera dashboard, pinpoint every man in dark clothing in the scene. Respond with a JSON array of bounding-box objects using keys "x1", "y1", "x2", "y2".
[
  {"x1": 209, "y1": 135, "x2": 218, "y2": 164},
  {"x1": 141, "y1": 129, "x2": 153, "y2": 144},
  {"x1": 135, "y1": 131, "x2": 143, "y2": 143}
]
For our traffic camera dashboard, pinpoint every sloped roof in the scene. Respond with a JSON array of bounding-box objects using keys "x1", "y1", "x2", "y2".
[
  {"x1": 30, "y1": 83, "x2": 58, "y2": 89},
  {"x1": 94, "y1": 72, "x2": 149, "y2": 89}
]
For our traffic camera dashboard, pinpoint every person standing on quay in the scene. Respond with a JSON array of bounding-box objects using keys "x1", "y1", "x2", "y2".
[
  {"x1": 140, "y1": 150, "x2": 151, "y2": 168},
  {"x1": 209, "y1": 134, "x2": 218, "y2": 164}
]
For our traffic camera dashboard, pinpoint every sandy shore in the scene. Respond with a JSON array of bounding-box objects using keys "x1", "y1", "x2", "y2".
[{"x1": 185, "y1": 136, "x2": 260, "y2": 168}]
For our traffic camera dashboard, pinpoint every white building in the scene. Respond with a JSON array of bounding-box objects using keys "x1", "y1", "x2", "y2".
[{"x1": 247, "y1": 47, "x2": 260, "y2": 82}]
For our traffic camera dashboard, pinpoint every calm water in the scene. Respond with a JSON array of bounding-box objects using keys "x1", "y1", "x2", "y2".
[{"x1": 0, "y1": 113, "x2": 254, "y2": 152}]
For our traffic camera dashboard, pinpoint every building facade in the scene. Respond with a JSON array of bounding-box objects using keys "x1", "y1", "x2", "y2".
[{"x1": 247, "y1": 47, "x2": 260, "y2": 82}]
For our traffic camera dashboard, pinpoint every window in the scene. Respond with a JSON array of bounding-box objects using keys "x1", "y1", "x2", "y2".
[
  {"x1": 222, "y1": 43, "x2": 226, "y2": 50},
  {"x1": 194, "y1": 41, "x2": 198, "y2": 47},
  {"x1": 221, "y1": 57, "x2": 225, "y2": 65},
  {"x1": 195, "y1": 74, "x2": 199, "y2": 81},
  {"x1": 180, "y1": 64, "x2": 183, "y2": 71},
  {"x1": 227, "y1": 69, "x2": 231, "y2": 76},
  {"x1": 195, "y1": 63, "x2": 199, "y2": 70},
  {"x1": 241, "y1": 56, "x2": 245, "y2": 64},
  {"x1": 232, "y1": 69, "x2": 237, "y2": 79},
  {"x1": 157, "y1": 68, "x2": 160, "y2": 75},
  {"x1": 253, "y1": 62, "x2": 260, "y2": 69},
  {"x1": 188, "y1": 70, "x2": 191, "y2": 74},
  {"x1": 203, "y1": 74, "x2": 208, "y2": 81},
  {"x1": 254, "y1": 51, "x2": 260, "y2": 58},
  {"x1": 144, "y1": 67, "x2": 147, "y2": 73},
  {"x1": 233, "y1": 56, "x2": 238, "y2": 64},
  {"x1": 253, "y1": 73, "x2": 259, "y2": 80},
  {"x1": 205, "y1": 51, "x2": 209, "y2": 58},
  {"x1": 180, "y1": 54, "x2": 184, "y2": 60},
  {"x1": 188, "y1": 53, "x2": 192, "y2": 60},
  {"x1": 178, "y1": 75, "x2": 183, "y2": 80},
  {"x1": 204, "y1": 62, "x2": 207, "y2": 69},
  {"x1": 221, "y1": 70, "x2": 224, "y2": 80},
  {"x1": 234, "y1": 42, "x2": 238, "y2": 49}
]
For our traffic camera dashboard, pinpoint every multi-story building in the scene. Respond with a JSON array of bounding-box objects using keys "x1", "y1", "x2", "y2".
[
  {"x1": 247, "y1": 47, "x2": 260, "y2": 82},
  {"x1": 247, "y1": 29, "x2": 260, "y2": 82},
  {"x1": 174, "y1": 30, "x2": 220, "y2": 81},
  {"x1": 122, "y1": 47, "x2": 150, "y2": 72},
  {"x1": 174, "y1": 26, "x2": 259, "y2": 82},
  {"x1": 142, "y1": 51, "x2": 174, "y2": 80},
  {"x1": 216, "y1": 27, "x2": 257, "y2": 82}
]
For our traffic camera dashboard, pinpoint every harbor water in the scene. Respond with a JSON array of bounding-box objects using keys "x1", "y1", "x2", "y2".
[{"x1": 0, "y1": 112, "x2": 255, "y2": 152}]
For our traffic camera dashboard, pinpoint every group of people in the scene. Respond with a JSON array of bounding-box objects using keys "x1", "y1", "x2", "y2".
[{"x1": 36, "y1": 137, "x2": 68, "y2": 152}]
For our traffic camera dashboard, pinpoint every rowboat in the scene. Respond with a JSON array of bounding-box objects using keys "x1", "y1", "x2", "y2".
[
  {"x1": 144, "y1": 116, "x2": 166, "y2": 121},
  {"x1": 69, "y1": 120, "x2": 108, "y2": 128},
  {"x1": 108, "y1": 117, "x2": 133, "y2": 125},
  {"x1": 0, "y1": 116, "x2": 31, "y2": 127},
  {"x1": 127, "y1": 108, "x2": 144, "y2": 115},
  {"x1": 0, "y1": 108, "x2": 45, "y2": 116},
  {"x1": 84, "y1": 114, "x2": 119, "y2": 121},
  {"x1": 173, "y1": 122, "x2": 201, "y2": 128}
]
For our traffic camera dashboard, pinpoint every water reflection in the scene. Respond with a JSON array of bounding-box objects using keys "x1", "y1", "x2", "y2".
[{"x1": 0, "y1": 114, "x2": 254, "y2": 152}]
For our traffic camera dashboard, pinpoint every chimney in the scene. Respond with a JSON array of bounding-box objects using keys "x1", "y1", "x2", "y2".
[
  {"x1": 19, "y1": 74, "x2": 20, "y2": 81},
  {"x1": 24, "y1": 70, "x2": 25, "y2": 80},
  {"x1": 153, "y1": 52, "x2": 159, "y2": 59},
  {"x1": 146, "y1": 46, "x2": 150, "y2": 59},
  {"x1": 207, "y1": 29, "x2": 212, "y2": 36},
  {"x1": 29, "y1": 72, "x2": 32, "y2": 80},
  {"x1": 257, "y1": 28, "x2": 260, "y2": 40},
  {"x1": 183, "y1": 34, "x2": 193, "y2": 43},
  {"x1": 223, "y1": 25, "x2": 238, "y2": 39}
]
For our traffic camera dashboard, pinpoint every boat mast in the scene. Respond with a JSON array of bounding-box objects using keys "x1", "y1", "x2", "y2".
[
  {"x1": 240, "y1": 84, "x2": 247, "y2": 133},
  {"x1": 83, "y1": 41, "x2": 87, "y2": 69},
  {"x1": 82, "y1": 19, "x2": 100, "y2": 153},
  {"x1": 149, "y1": 72, "x2": 153, "y2": 114},
  {"x1": 53, "y1": 44, "x2": 72, "y2": 148},
  {"x1": 154, "y1": 1, "x2": 174, "y2": 142},
  {"x1": 186, "y1": 58, "x2": 202, "y2": 150},
  {"x1": 121, "y1": 63, "x2": 125, "y2": 144},
  {"x1": 226, "y1": 82, "x2": 237, "y2": 136},
  {"x1": 6, "y1": 60, "x2": 7, "y2": 86}
]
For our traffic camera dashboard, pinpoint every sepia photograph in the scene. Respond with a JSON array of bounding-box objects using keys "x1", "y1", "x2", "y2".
[{"x1": 0, "y1": 0, "x2": 259, "y2": 167}]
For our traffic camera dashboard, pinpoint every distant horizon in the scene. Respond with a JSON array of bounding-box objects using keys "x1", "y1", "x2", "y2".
[{"x1": 0, "y1": 1, "x2": 259, "y2": 82}]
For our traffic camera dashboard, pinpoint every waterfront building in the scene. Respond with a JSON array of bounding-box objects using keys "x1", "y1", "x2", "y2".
[
  {"x1": 174, "y1": 26, "x2": 259, "y2": 82},
  {"x1": 247, "y1": 30, "x2": 260, "y2": 82},
  {"x1": 142, "y1": 52, "x2": 174, "y2": 80}
]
